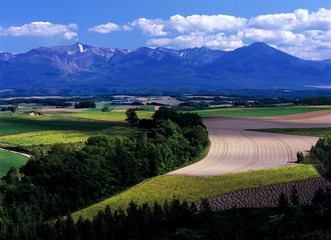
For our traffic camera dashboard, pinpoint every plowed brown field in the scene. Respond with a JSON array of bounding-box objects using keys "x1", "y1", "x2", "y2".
[
  {"x1": 194, "y1": 177, "x2": 331, "y2": 210},
  {"x1": 168, "y1": 110, "x2": 331, "y2": 177}
]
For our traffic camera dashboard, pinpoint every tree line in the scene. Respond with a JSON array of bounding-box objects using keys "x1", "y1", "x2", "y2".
[
  {"x1": 5, "y1": 185, "x2": 331, "y2": 240},
  {"x1": 298, "y1": 135, "x2": 331, "y2": 179},
  {"x1": 295, "y1": 96, "x2": 331, "y2": 106}
]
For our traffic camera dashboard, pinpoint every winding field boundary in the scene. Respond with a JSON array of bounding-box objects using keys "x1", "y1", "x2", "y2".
[
  {"x1": 0, "y1": 147, "x2": 32, "y2": 159},
  {"x1": 169, "y1": 110, "x2": 331, "y2": 177}
]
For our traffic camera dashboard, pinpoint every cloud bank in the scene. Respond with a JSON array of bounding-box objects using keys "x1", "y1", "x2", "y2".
[
  {"x1": 0, "y1": 22, "x2": 78, "y2": 40},
  {"x1": 92, "y1": 8, "x2": 331, "y2": 60},
  {"x1": 2, "y1": 9, "x2": 330, "y2": 60}
]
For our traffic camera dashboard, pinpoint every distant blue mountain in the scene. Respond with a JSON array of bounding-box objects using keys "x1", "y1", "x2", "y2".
[{"x1": 0, "y1": 42, "x2": 330, "y2": 95}]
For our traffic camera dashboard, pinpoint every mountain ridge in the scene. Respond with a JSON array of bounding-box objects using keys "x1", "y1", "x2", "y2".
[{"x1": 1, "y1": 42, "x2": 331, "y2": 95}]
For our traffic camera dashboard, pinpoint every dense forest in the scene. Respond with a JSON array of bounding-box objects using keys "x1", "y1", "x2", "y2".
[{"x1": 0, "y1": 107, "x2": 209, "y2": 239}]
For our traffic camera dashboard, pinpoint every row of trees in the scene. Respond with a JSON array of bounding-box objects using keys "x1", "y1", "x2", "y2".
[
  {"x1": 42, "y1": 199, "x2": 213, "y2": 240},
  {"x1": 0, "y1": 106, "x2": 17, "y2": 113},
  {"x1": 295, "y1": 96, "x2": 331, "y2": 106},
  {"x1": 74, "y1": 101, "x2": 96, "y2": 108}
]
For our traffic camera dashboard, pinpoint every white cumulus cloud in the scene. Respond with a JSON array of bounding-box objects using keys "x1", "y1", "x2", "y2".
[
  {"x1": 64, "y1": 31, "x2": 78, "y2": 40},
  {"x1": 130, "y1": 18, "x2": 167, "y2": 36},
  {"x1": 169, "y1": 14, "x2": 246, "y2": 33},
  {"x1": 238, "y1": 28, "x2": 306, "y2": 45},
  {"x1": 248, "y1": 8, "x2": 331, "y2": 31},
  {"x1": 0, "y1": 22, "x2": 78, "y2": 39},
  {"x1": 143, "y1": 9, "x2": 331, "y2": 59},
  {"x1": 88, "y1": 22, "x2": 120, "y2": 33},
  {"x1": 147, "y1": 32, "x2": 243, "y2": 50}
]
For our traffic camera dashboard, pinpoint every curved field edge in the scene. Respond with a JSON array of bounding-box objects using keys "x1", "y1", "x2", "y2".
[
  {"x1": 250, "y1": 127, "x2": 331, "y2": 137},
  {"x1": 192, "y1": 106, "x2": 331, "y2": 117},
  {"x1": 0, "y1": 149, "x2": 28, "y2": 177},
  {"x1": 71, "y1": 165, "x2": 319, "y2": 221}
]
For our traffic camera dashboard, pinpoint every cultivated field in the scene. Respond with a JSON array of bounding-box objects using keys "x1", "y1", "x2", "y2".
[
  {"x1": 252, "y1": 127, "x2": 331, "y2": 137},
  {"x1": 72, "y1": 165, "x2": 319, "y2": 221},
  {"x1": 169, "y1": 110, "x2": 331, "y2": 176},
  {"x1": 0, "y1": 115, "x2": 143, "y2": 145},
  {"x1": 168, "y1": 129, "x2": 318, "y2": 176},
  {"x1": 61, "y1": 110, "x2": 154, "y2": 123},
  {"x1": 194, "y1": 106, "x2": 331, "y2": 117},
  {"x1": 72, "y1": 165, "x2": 320, "y2": 221},
  {"x1": 199, "y1": 177, "x2": 331, "y2": 211}
]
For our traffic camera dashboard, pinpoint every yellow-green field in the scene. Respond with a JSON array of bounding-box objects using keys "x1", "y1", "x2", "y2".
[
  {"x1": 62, "y1": 110, "x2": 154, "y2": 122},
  {"x1": 72, "y1": 165, "x2": 319, "y2": 221},
  {"x1": 0, "y1": 115, "x2": 145, "y2": 146},
  {"x1": 0, "y1": 125, "x2": 144, "y2": 145}
]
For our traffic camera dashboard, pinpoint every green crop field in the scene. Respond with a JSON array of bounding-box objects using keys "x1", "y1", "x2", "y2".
[
  {"x1": 72, "y1": 165, "x2": 319, "y2": 221},
  {"x1": 192, "y1": 106, "x2": 331, "y2": 117},
  {"x1": 0, "y1": 115, "x2": 144, "y2": 146},
  {"x1": 0, "y1": 115, "x2": 111, "y2": 136},
  {"x1": 251, "y1": 127, "x2": 331, "y2": 137},
  {"x1": 0, "y1": 125, "x2": 143, "y2": 146},
  {"x1": 0, "y1": 150, "x2": 28, "y2": 177},
  {"x1": 62, "y1": 110, "x2": 154, "y2": 122}
]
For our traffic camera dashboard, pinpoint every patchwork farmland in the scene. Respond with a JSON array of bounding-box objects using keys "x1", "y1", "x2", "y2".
[
  {"x1": 2, "y1": 101, "x2": 331, "y2": 239},
  {"x1": 71, "y1": 108, "x2": 331, "y2": 221}
]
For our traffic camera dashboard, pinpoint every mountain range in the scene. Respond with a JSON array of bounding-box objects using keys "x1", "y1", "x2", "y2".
[{"x1": 1, "y1": 42, "x2": 331, "y2": 95}]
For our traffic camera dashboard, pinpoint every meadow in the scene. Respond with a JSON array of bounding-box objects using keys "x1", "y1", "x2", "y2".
[
  {"x1": 0, "y1": 115, "x2": 110, "y2": 136},
  {"x1": 72, "y1": 164, "x2": 319, "y2": 221},
  {"x1": 0, "y1": 149, "x2": 28, "y2": 177},
  {"x1": 0, "y1": 115, "x2": 144, "y2": 146},
  {"x1": 251, "y1": 127, "x2": 331, "y2": 137},
  {"x1": 62, "y1": 110, "x2": 154, "y2": 122},
  {"x1": 192, "y1": 106, "x2": 331, "y2": 117}
]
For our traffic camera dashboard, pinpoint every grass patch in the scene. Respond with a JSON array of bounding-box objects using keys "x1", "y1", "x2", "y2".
[
  {"x1": 0, "y1": 126, "x2": 145, "y2": 146},
  {"x1": 72, "y1": 165, "x2": 319, "y2": 221},
  {"x1": 0, "y1": 149, "x2": 28, "y2": 177},
  {"x1": 81, "y1": 108, "x2": 101, "y2": 113},
  {"x1": 140, "y1": 105, "x2": 156, "y2": 111},
  {"x1": 0, "y1": 115, "x2": 111, "y2": 136},
  {"x1": 251, "y1": 127, "x2": 331, "y2": 137},
  {"x1": 62, "y1": 110, "x2": 154, "y2": 122},
  {"x1": 192, "y1": 106, "x2": 331, "y2": 117}
]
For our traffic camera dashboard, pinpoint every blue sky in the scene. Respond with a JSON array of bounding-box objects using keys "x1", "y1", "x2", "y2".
[{"x1": 1, "y1": 0, "x2": 331, "y2": 59}]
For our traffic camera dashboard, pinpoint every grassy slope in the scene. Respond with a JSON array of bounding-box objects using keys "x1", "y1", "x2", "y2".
[
  {"x1": 193, "y1": 106, "x2": 331, "y2": 117},
  {"x1": 0, "y1": 150, "x2": 28, "y2": 177},
  {"x1": 62, "y1": 110, "x2": 154, "y2": 122},
  {"x1": 72, "y1": 165, "x2": 319, "y2": 221},
  {"x1": 251, "y1": 128, "x2": 331, "y2": 137}
]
